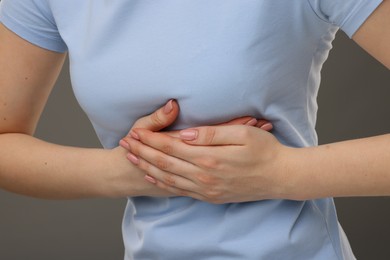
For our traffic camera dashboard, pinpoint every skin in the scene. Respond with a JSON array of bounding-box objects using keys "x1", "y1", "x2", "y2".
[
  {"x1": 0, "y1": 23, "x2": 272, "y2": 199},
  {"x1": 121, "y1": 0, "x2": 390, "y2": 203}
]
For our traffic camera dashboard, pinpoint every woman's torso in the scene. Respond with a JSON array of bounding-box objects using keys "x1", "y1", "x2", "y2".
[
  {"x1": 53, "y1": 1, "x2": 351, "y2": 259},
  {"x1": 4, "y1": 0, "x2": 380, "y2": 258}
]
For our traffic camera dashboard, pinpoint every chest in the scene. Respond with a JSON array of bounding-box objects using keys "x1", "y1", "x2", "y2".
[{"x1": 51, "y1": 1, "x2": 326, "y2": 143}]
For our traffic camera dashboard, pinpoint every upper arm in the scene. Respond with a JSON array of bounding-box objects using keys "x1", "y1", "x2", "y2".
[
  {"x1": 0, "y1": 23, "x2": 66, "y2": 135},
  {"x1": 353, "y1": 0, "x2": 390, "y2": 69}
]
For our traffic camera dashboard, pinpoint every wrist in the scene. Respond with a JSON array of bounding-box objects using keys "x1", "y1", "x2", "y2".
[
  {"x1": 280, "y1": 145, "x2": 338, "y2": 201},
  {"x1": 99, "y1": 147, "x2": 140, "y2": 198},
  {"x1": 272, "y1": 146, "x2": 314, "y2": 201},
  {"x1": 101, "y1": 147, "x2": 172, "y2": 198}
]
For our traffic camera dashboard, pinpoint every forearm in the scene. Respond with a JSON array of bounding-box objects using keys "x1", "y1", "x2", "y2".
[
  {"x1": 0, "y1": 133, "x2": 163, "y2": 199},
  {"x1": 285, "y1": 134, "x2": 390, "y2": 200}
]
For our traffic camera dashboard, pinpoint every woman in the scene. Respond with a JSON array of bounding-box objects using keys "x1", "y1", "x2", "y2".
[{"x1": 0, "y1": 0, "x2": 389, "y2": 259}]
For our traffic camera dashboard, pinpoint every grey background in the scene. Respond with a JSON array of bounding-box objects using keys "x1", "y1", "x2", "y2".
[{"x1": 0, "y1": 32, "x2": 389, "y2": 259}]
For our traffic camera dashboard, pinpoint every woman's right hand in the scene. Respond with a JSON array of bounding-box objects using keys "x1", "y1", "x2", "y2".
[{"x1": 112, "y1": 100, "x2": 273, "y2": 198}]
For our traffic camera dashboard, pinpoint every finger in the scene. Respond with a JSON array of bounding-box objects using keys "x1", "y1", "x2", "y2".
[
  {"x1": 179, "y1": 125, "x2": 255, "y2": 146},
  {"x1": 126, "y1": 134, "x2": 200, "y2": 178},
  {"x1": 217, "y1": 116, "x2": 256, "y2": 126},
  {"x1": 120, "y1": 115, "x2": 271, "y2": 151},
  {"x1": 130, "y1": 99, "x2": 179, "y2": 132},
  {"x1": 127, "y1": 152, "x2": 199, "y2": 191},
  {"x1": 220, "y1": 117, "x2": 274, "y2": 130},
  {"x1": 164, "y1": 130, "x2": 180, "y2": 138},
  {"x1": 127, "y1": 142, "x2": 211, "y2": 198},
  {"x1": 128, "y1": 128, "x2": 205, "y2": 160},
  {"x1": 128, "y1": 129, "x2": 236, "y2": 171},
  {"x1": 119, "y1": 121, "x2": 268, "y2": 151},
  {"x1": 120, "y1": 130, "x2": 181, "y2": 151},
  {"x1": 165, "y1": 119, "x2": 273, "y2": 137},
  {"x1": 256, "y1": 120, "x2": 273, "y2": 131}
]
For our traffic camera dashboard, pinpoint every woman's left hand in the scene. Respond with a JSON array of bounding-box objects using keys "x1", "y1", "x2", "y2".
[{"x1": 122, "y1": 125, "x2": 294, "y2": 204}]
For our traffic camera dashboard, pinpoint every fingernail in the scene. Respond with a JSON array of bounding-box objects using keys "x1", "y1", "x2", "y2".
[
  {"x1": 260, "y1": 123, "x2": 273, "y2": 131},
  {"x1": 245, "y1": 118, "x2": 258, "y2": 126},
  {"x1": 144, "y1": 175, "x2": 157, "y2": 184},
  {"x1": 127, "y1": 153, "x2": 140, "y2": 165},
  {"x1": 130, "y1": 130, "x2": 140, "y2": 140},
  {"x1": 163, "y1": 100, "x2": 173, "y2": 114},
  {"x1": 180, "y1": 129, "x2": 198, "y2": 141},
  {"x1": 119, "y1": 139, "x2": 130, "y2": 149}
]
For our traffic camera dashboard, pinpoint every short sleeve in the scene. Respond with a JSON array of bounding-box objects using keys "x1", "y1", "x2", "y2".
[
  {"x1": 308, "y1": 0, "x2": 383, "y2": 38},
  {"x1": 0, "y1": 0, "x2": 67, "y2": 52}
]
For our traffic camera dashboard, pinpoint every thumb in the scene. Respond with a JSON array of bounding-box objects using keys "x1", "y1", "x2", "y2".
[
  {"x1": 130, "y1": 99, "x2": 179, "y2": 132},
  {"x1": 179, "y1": 125, "x2": 247, "y2": 146}
]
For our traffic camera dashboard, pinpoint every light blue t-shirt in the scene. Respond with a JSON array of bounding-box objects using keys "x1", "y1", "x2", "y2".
[{"x1": 0, "y1": 0, "x2": 382, "y2": 259}]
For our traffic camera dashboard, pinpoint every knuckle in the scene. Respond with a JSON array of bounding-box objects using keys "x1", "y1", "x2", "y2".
[
  {"x1": 127, "y1": 140, "x2": 139, "y2": 155},
  {"x1": 151, "y1": 111, "x2": 166, "y2": 126},
  {"x1": 204, "y1": 189, "x2": 222, "y2": 202},
  {"x1": 163, "y1": 174, "x2": 176, "y2": 186},
  {"x1": 195, "y1": 172, "x2": 215, "y2": 185},
  {"x1": 204, "y1": 127, "x2": 217, "y2": 144},
  {"x1": 130, "y1": 146, "x2": 139, "y2": 156},
  {"x1": 155, "y1": 156, "x2": 170, "y2": 170},
  {"x1": 161, "y1": 143, "x2": 174, "y2": 155},
  {"x1": 197, "y1": 156, "x2": 219, "y2": 170}
]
